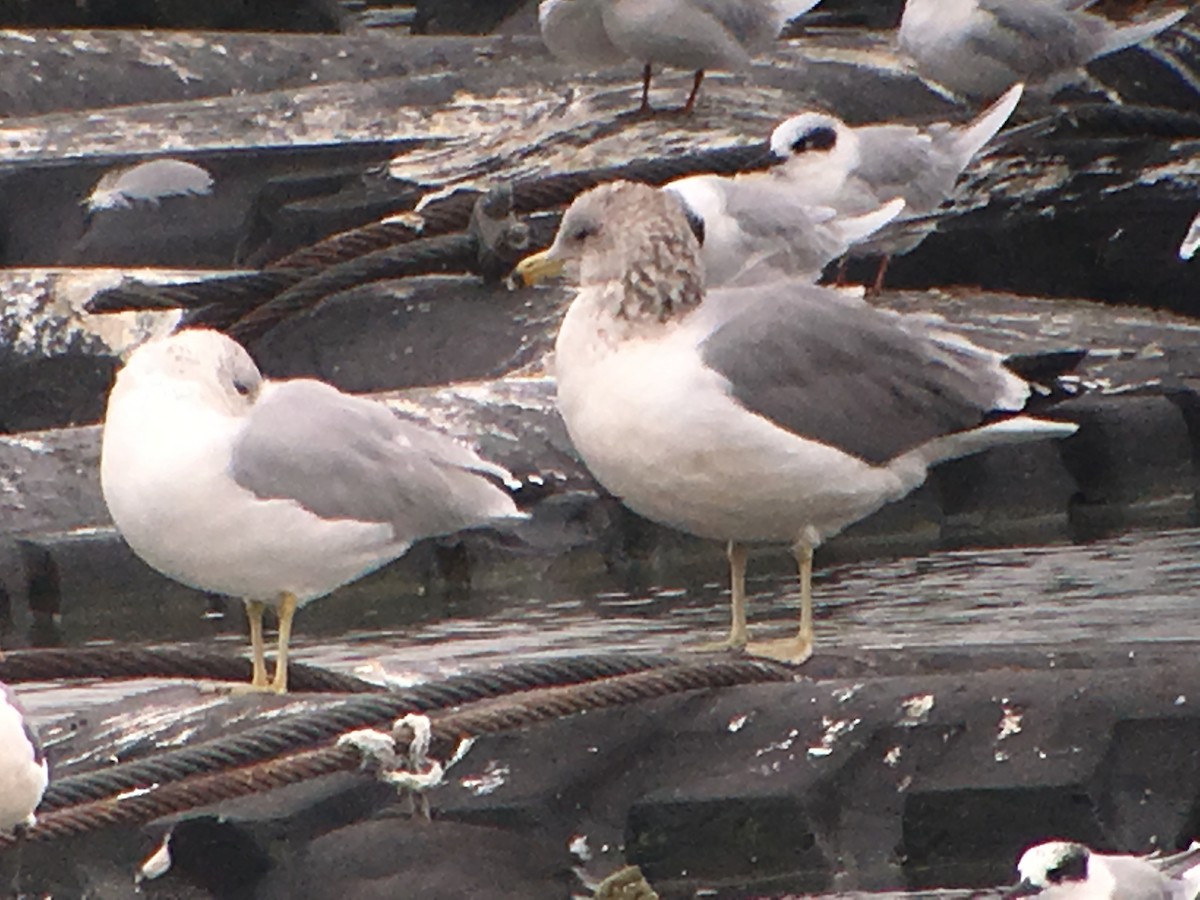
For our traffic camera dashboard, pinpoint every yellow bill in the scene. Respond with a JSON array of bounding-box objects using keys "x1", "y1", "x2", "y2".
[{"x1": 513, "y1": 248, "x2": 565, "y2": 286}]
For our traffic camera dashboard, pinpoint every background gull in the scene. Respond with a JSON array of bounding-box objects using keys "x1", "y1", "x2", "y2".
[
  {"x1": 85, "y1": 158, "x2": 214, "y2": 214},
  {"x1": 538, "y1": 0, "x2": 628, "y2": 70},
  {"x1": 766, "y1": 82, "x2": 1024, "y2": 289},
  {"x1": 515, "y1": 181, "x2": 1077, "y2": 664},
  {"x1": 898, "y1": 0, "x2": 1186, "y2": 103},
  {"x1": 1009, "y1": 839, "x2": 1200, "y2": 898},
  {"x1": 538, "y1": 0, "x2": 824, "y2": 114},
  {"x1": 100, "y1": 329, "x2": 524, "y2": 694},
  {"x1": 664, "y1": 174, "x2": 905, "y2": 286},
  {"x1": 0, "y1": 682, "x2": 47, "y2": 834}
]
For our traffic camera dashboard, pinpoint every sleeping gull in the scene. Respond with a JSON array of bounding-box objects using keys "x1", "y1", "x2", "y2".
[
  {"x1": 0, "y1": 682, "x2": 47, "y2": 833},
  {"x1": 100, "y1": 329, "x2": 524, "y2": 693},
  {"x1": 539, "y1": 0, "x2": 824, "y2": 114},
  {"x1": 515, "y1": 181, "x2": 1077, "y2": 663},
  {"x1": 1009, "y1": 840, "x2": 1200, "y2": 898},
  {"x1": 85, "y1": 158, "x2": 214, "y2": 214},
  {"x1": 898, "y1": 0, "x2": 1186, "y2": 103},
  {"x1": 766, "y1": 82, "x2": 1024, "y2": 289}
]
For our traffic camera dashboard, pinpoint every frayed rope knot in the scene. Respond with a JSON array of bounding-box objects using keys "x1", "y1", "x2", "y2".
[{"x1": 337, "y1": 714, "x2": 475, "y2": 817}]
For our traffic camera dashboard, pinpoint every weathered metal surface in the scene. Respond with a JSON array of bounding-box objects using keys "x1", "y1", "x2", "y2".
[{"x1": 8, "y1": 633, "x2": 1200, "y2": 897}]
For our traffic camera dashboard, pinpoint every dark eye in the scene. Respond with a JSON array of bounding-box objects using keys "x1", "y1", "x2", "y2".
[
  {"x1": 792, "y1": 126, "x2": 837, "y2": 154},
  {"x1": 233, "y1": 379, "x2": 253, "y2": 397},
  {"x1": 569, "y1": 224, "x2": 597, "y2": 242}
]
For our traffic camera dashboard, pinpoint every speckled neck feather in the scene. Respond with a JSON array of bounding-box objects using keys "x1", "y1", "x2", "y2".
[
  {"x1": 616, "y1": 223, "x2": 704, "y2": 323},
  {"x1": 578, "y1": 181, "x2": 705, "y2": 324}
]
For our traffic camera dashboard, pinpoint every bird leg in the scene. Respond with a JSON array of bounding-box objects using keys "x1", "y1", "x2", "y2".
[
  {"x1": 638, "y1": 63, "x2": 654, "y2": 115},
  {"x1": 868, "y1": 254, "x2": 892, "y2": 296},
  {"x1": 245, "y1": 599, "x2": 269, "y2": 687},
  {"x1": 796, "y1": 540, "x2": 814, "y2": 652},
  {"x1": 726, "y1": 540, "x2": 749, "y2": 648},
  {"x1": 834, "y1": 254, "x2": 849, "y2": 287},
  {"x1": 225, "y1": 594, "x2": 298, "y2": 694},
  {"x1": 269, "y1": 591, "x2": 299, "y2": 695},
  {"x1": 680, "y1": 69, "x2": 705, "y2": 114},
  {"x1": 686, "y1": 540, "x2": 750, "y2": 653},
  {"x1": 745, "y1": 539, "x2": 814, "y2": 665}
]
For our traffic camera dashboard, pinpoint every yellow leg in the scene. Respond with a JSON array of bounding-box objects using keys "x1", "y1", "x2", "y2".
[
  {"x1": 245, "y1": 600, "x2": 269, "y2": 687},
  {"x1": 745, "y1": 539, "x2": 815, "y2": 665},
  {"x1": 269, "y1": 592, "x2": 298, "y2": 695},
  {"x1": 687, "y1": 541, "x2": 749, "y2": 654},
  {"x1": 727, "y1": 541, "x2": 749, "y2": 649},
  {"x1": 797, "y1": 541, "x2": 814, "y2": 649}
]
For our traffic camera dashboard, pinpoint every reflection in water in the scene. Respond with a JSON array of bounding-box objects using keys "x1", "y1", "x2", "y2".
[{"x1": 18, "y1": 527, "x2": 1200, "y2": 724}]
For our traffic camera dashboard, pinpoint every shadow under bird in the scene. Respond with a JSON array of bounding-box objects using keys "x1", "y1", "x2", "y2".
[
  {"x1": 538, "y1": 0, "x2": 823, "y2": 113},
  {"x1": 765, "y1": 82, "x2": 1024, "y2": 290},
  {"x1": 100, "y1": 329, "x2": 524, "y2": 694},
  {"x1": 898, "y1": 0, "x2": 1186, "y2": 102},
  {"x1": 515, "y1": 181, "x2": 1078, "y2": 664},
  {"x1": 0, "y1": 682, "x2": 47, "y2": 834},
  {"x1": 1007, "y1": 839, "x2": 1200, "y2": 899}
]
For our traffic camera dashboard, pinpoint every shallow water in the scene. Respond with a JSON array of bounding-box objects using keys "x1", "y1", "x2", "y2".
[{"x1": 19, "y1": 525, "x2": 1200, "y2": 727}]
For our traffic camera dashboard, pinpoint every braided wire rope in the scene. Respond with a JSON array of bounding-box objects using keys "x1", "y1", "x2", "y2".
[
  {"x1": 38, "y1": 653, "x2": 686, "y2": 811},
  {"x1": 8, "y1": 657, "x2": 794, "y2": 847}
]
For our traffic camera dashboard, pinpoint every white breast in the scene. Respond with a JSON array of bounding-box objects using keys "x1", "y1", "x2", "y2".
[
  {"x1": 0, "y1": 696, "x2": 46, "y2": 832},
  {"x1": 554, "y1": 294, "x2": 909, "y2": 545},
  {"x1": 100, "y1": 378, "x2": 405, "y2": 605}
]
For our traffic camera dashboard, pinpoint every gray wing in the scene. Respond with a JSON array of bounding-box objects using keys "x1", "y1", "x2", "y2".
[
  {"x1": 974, "y1": 0, "x2": 1104, "y2": 78},
  {"x1": 1100, "y1": 856, "x2": 1175, "y2": 900},
  {"x1": 539, "y1": 0, "x2": 628, "y2": 68},
  {"x1": 1152, "y1": 844, "x2": 1200, "y2": 882},
  {"x1": 854, "y1": 125, "x2": 962, "y2": 215},
  {"x1": 699, "y1": 286, "x2": 1015, "y2": 465},
  {"x1": 690, "y1": 0, "x2": 785, "y2": 51},
  {"x1": 230, "y1": 380, "x2": 518, "y2": 541},
  {"x1": 719, "y1": 181, "x2": 845, "y2": 273}
]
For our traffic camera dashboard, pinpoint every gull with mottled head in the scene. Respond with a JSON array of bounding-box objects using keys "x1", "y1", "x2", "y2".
[
  {"x1": 516, "y1": 181, "x2": 1077, "y2": 663},
  {"x1": 101, "y1": 329, "x2": 524, "y2": 693}
]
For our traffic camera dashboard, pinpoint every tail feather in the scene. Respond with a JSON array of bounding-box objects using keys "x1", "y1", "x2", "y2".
[
  {"x1": 774, "y1": 0, "x2": 823, "y2": 24},
  {"x1": 899, "y1": 416, "x2": 1079, "y2": 471},
  {"x1": 1101, "y1": 9, "x2": 1186, "y2": 57},
  {"x1": 1179, "y1": 210, "x2": 1200, "y2": 261},
  {"x1": 952, "y1": 83, "x2": 1024, "y2": 163},
  {"x1": 839, "y1": 198, "x2": 906, "y2": 245}
]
